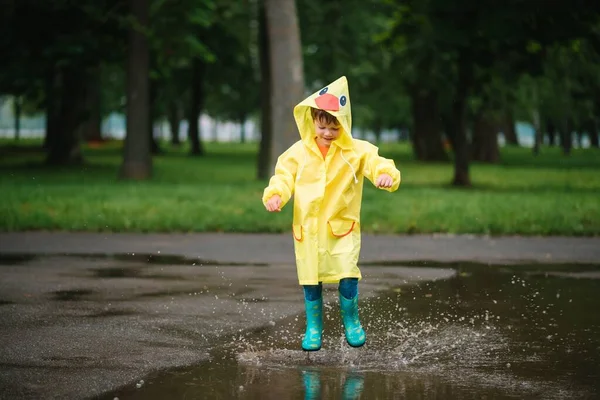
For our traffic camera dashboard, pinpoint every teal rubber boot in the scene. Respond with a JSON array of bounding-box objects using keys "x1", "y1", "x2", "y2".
[
  {"x1": 339, "y1": 292, "x2": 366, "y2": 347},
  {"x1": 302, "y1": 297, "x2": 323, "y2": 351}
]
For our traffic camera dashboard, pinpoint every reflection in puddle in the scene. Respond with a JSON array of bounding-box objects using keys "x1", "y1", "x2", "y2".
[{"x1": 102, "y1": 264, "x2": 600, "y2": 399}]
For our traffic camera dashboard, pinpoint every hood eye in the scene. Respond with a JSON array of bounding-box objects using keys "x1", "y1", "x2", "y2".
[
  {"x1": 319, "y1": 87, "x2": 328, "y2": 95},
  {"x1": 340, "y1": 95, "x2": 347, "y2": 106}
]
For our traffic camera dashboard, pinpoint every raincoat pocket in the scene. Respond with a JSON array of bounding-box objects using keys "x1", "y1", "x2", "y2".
[
  {"x1": 292, "y1": 224, "x2": 306, "y2": 259},
  {"x1": 327, "y1": 220, "x2": 356, "y2": 255}
]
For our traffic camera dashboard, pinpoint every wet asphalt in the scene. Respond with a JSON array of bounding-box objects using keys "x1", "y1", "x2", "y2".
[{"x1": 0, "y1": 232, "x2": 598, "y2": 399}]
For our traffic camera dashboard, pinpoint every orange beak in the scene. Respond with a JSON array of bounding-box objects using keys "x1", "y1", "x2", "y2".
[{"x1": 315, "y1": 93, "x2": 339, "y2": 111}]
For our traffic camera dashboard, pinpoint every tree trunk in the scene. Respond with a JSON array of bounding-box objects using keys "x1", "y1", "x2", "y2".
[
  {"x1": 410, "y1": 89, "x2": 447, "y2": 161},
  {"x1": 188, "y1": 58, "x2": 206, "y2": 156},
  {"x1": 239, "y1": 114, "x2": 247, "y2": 143},
  {"x1": 448, "y1": 51, "x2": 472, "y2": 187},
  {"x1": 532, "y1": 110, "x2": 543, "y2": 156},
  {"x1": 149, "y1": 77, "x2": 162, "y2": 154},
  {"x1": 559, "y1": 119, "x2": 572, "y2": 155},
  {"x1": 81, "y1": 67, "x2": 103, "y2": 142},
  {"x1": 264, "y1": 0, "x2": 304, "y2": 174},
  {"x1": 471, "y1": 109, "x2": 500, "y2": 163},
  {"x1": 44, "y1": 67, "x2": 60, "y2": 150},
  {"x1": 373, "y1": 119, "x2": 382, "y2": 145},
  {"x1": 168, "y1": 100, "x2": 181, "y2": 146},
  {"x1": 13, "y1": 96, "x2": 21, "y2": 141},
  {"x1": 589, "y1": 120, "x2": 599, "y2": 148},
  {"x1": 46, "y1": 66, "x2": 85, "y2": 166},
  {"x1": 545, "y1": 119, "x2": 556, "y2": 146},
  {"x1": 575, "y1": 131, "x2": 584, "y2": 148},
  {"x1": 502, "y1": 111, "x2": 518, "y2": 146},
  {"x1": 120, "y1": 0, "x2": 152, "y2": 180},
  {"x1": 256, "y1": 1, "x2": 272, "y2": 180}
]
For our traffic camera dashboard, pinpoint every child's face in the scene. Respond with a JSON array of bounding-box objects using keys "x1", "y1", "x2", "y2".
[{"x1": 314, "y1": 118, "x2": 341, "y2": 147}]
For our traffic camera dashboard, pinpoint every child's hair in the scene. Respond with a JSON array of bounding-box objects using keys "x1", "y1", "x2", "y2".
[{"x1": 311, "y1": 107, "x2": 340, "y2": 126}]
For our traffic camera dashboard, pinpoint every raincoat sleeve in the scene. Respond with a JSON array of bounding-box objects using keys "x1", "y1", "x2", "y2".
[
  {"x1": 262, "y1": 144, "x2": 299, "y2": 207},
  {"x1": 362, "y1": 143, "x2": 401, "y2": 192}
]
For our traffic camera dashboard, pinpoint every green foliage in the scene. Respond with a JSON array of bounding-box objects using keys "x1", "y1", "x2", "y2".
[
  {"x1": 515, "y1": 34, "x2": 600, "y2": 130},
  {"x1": 0, "y1": 0, "x2": 128, "y2": 117},
  {"x1": 150, "y1": 0, "x2": 217, "y2": 77},
  {"x1": 203, "y1": 1, "x2": 260, "y2": 123},
  {"x1": 1, "y1": 141, "x2": 598, "y2": 235},
  {"x1": 2, "y1": 0, "x2": 599, "y2": 166},
  {"x1": 298, "y1": 0, "x2": 411, "y2": 131}
]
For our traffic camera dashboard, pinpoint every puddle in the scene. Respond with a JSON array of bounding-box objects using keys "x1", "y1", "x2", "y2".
[
  {"x1": 0, "y1": 254, "x2": 36, "y2": 265},
  {"x1": 85, "y1": 309, "x2": 138, "y2": 318},
  {"x1": 1, "y1": 252, "x2": 270, "y2": 267},
  {"x1": 93, "y1": 267, "x2": 142, "y2": 279},
  {"x1": 99, "y1": 264, "x2": 600, "y2": 399},
  {"x1": 52, "y1": 289, "x2": 95, "y2": 301}
]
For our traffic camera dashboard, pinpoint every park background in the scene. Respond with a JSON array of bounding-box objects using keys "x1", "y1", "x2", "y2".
[{"x1": 1, "y1": 0, "x2": 599, "y2": 236}]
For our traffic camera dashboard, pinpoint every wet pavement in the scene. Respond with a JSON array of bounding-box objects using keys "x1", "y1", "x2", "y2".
[
  {"x1": 102, "y1": 263, "x2": 600, "y2": 400},
  {"x1": 1, "y1": 232, "x2": 600, "y2": 264},
  {"x1": 0, "y1": 233, "x2": 599, "y2": 399}
]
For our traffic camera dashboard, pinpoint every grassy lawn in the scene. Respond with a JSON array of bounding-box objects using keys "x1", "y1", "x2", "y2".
[{"x1": 1, "y1": 139, "x2": 599, "y2": 235}]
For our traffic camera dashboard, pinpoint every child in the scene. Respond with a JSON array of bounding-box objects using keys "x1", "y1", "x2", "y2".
[{"x1": 262, "y1": 76, "x2": 401, "y2": 351}]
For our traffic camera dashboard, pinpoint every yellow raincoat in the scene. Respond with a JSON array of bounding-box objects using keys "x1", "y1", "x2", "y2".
[{"x1": 263, "y1": 76, "x2": 401, "y2": 285}]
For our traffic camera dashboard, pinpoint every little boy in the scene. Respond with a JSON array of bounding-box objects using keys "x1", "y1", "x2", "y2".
[{"x1": 263, "y1": 76, "x2": 401, "y2": 351}]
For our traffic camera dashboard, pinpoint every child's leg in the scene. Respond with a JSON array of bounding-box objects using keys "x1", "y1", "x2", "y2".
[
  {"x1": 302, "y1": 283, "x2": 323, "y2": 351},
  {"x1": 303, "y1": 284, "x2": 322, "y2": 301},
  {"x1": 338, "y1": 278, "x2": 365, "y2": 347},
  {"x1": 338, "y1": 278, "x2": 358, "y2": 299}
]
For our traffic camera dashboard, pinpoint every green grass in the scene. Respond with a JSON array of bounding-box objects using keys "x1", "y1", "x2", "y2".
[{"x1": 1, "y1": 138, "x2": 599, "y2": 235}]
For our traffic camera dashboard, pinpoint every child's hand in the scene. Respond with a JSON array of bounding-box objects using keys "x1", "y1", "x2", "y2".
[
  {"x1": 376, "y1": 174, "x2": 393, "y2": 189},
  {"x1": 265, "y1": 194, "x2": 282, "y2": 212}
]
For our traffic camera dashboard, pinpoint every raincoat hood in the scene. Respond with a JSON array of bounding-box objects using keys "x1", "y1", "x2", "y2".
[{"x1": 293, "y1": 76, "x2": 353, "y2": 150}]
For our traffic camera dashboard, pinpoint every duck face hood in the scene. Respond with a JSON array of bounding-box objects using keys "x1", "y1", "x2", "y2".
[{"x1": 293, "y1": 76, "x2": 353, "y2": 149}]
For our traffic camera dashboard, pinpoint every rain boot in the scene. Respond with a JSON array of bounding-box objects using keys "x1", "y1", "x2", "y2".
[
  {"x1": 339, "y1": 292, "x2": 365, "y2": 347},
  {"x1": 302, "y1": 297, "x2": 323, "y2": 351}
]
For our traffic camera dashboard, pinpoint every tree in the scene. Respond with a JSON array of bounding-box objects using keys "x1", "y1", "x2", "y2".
[
  {"x1": 1, "y1": 0, "x2": 128, "y2": 164},
  {"x1": 385, "y1": 0, "x2": 600, "y2": 185},
  {"x1": 379, "y1": 2, "x2": 450, "y2": 162},
  {"x1": 203, "y1": 1, "x2": 260, "y2": 145},
  {"x1": 81, "y1": 66, "x2": 103, "y2": 142},
  {"x1": 141, "y1": 0, "x2": 216, "y2": 156},
  {"x1": 120, "y1": 0, "x2": 151, "y2": 179},
  {"x1": 264, "y1": 0, "x2": 304, "y2": 173},
  {"x1": 187, "y1": 57, "x2": 206, "y2": 155},
  {"x1": 257, "y1": 1, "x2": 272, "y2": 180}
]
